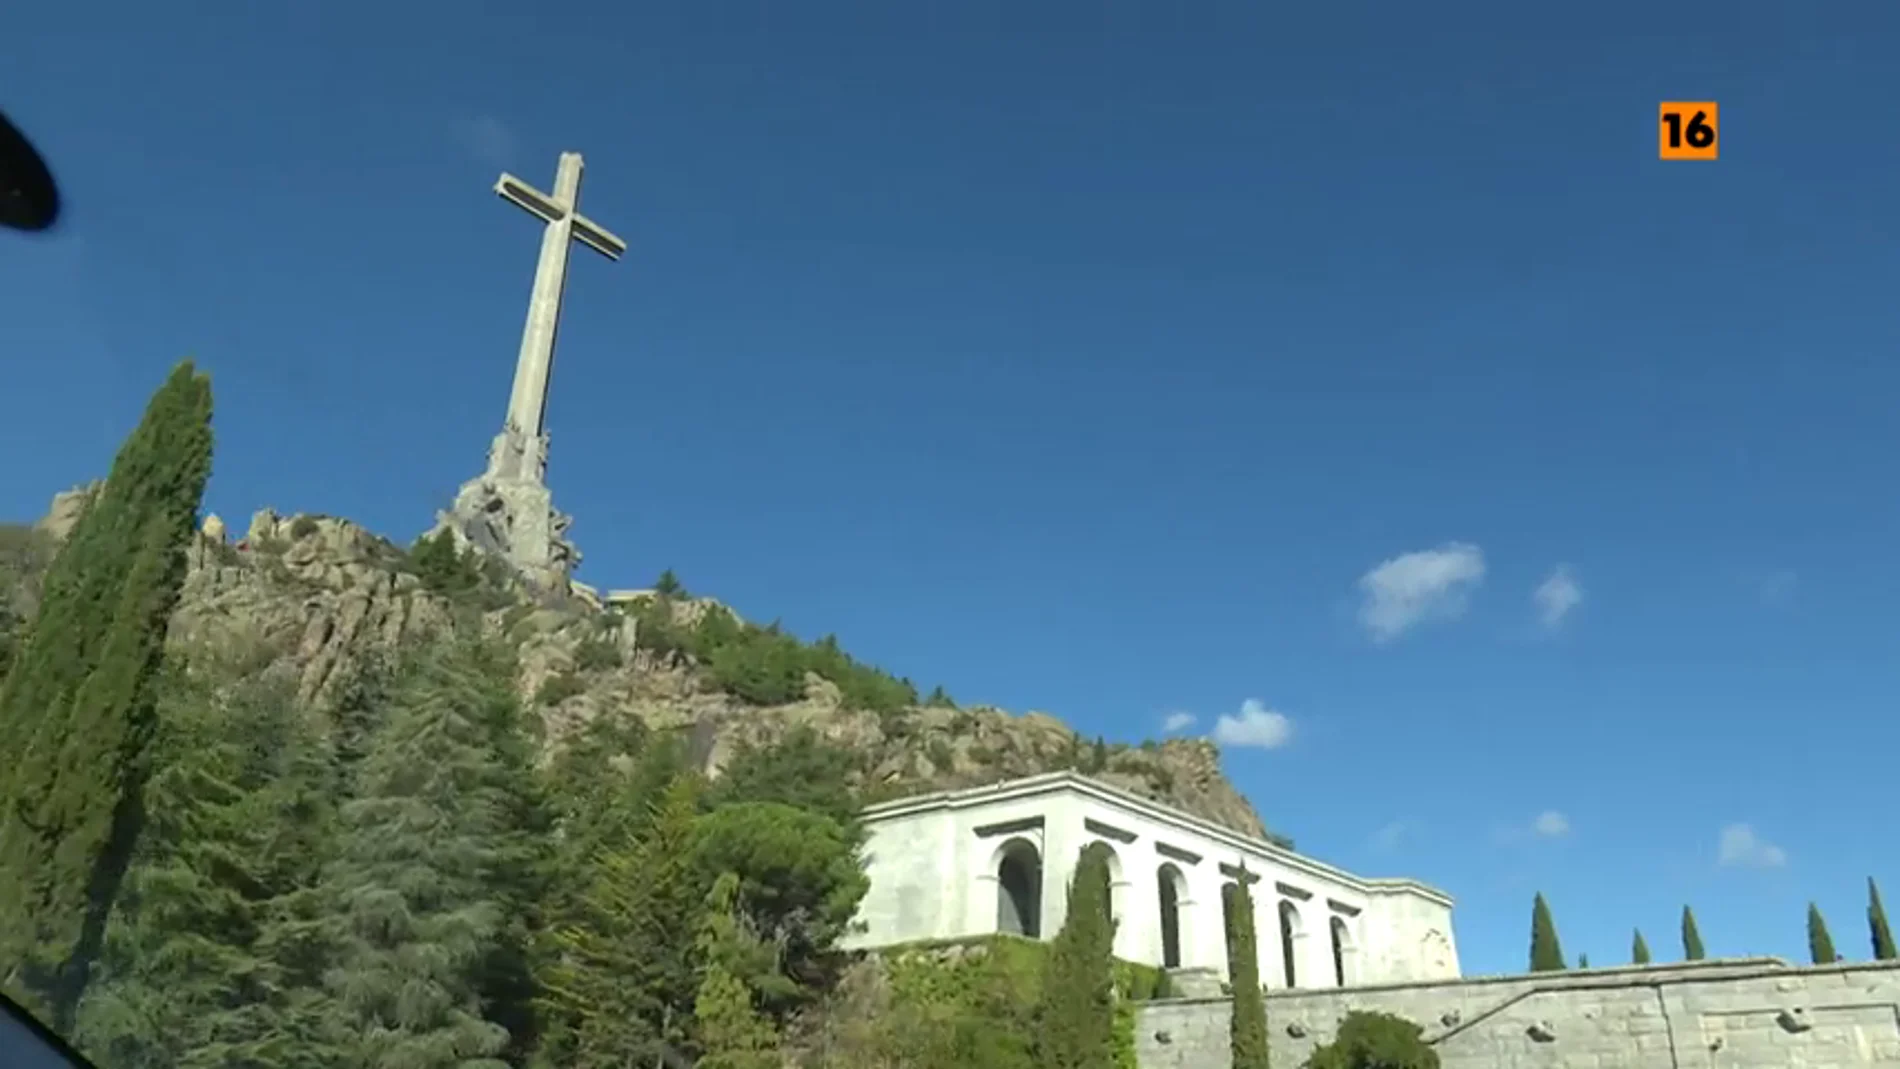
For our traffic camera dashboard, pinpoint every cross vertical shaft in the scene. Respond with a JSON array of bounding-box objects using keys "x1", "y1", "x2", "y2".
[
  {"x1": 505, "y1": 154, "x2": 580, "y2": 448},
  {"x1": 489, "y1": 151, "x2": 626, "y2": 481},
  {"x1": 436, "y1": 150, "x2": 627, "y2": 590}
]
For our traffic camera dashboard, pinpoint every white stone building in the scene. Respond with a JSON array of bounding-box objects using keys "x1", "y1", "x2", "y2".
[{"x1": 845, "y1": 771, "x2": 1459, "y2": 990}]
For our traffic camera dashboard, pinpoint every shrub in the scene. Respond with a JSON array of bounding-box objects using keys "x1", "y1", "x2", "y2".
[
  {"x1": 535, "y1": 672, "x2": 586, "y2": 707},
  {"x1": 1304, "y1": 1011, "x2": 1439, "y2": 1069},
  {"x1": 572, "y1": 635, "x2": 622, "y2": 672}
]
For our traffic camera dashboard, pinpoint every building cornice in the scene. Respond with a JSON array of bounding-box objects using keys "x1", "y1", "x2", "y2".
[{"x1": 861, "y1": 771, "x2": 1453, "y2": 907}]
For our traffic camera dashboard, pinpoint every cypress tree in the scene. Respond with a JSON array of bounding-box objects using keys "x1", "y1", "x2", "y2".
[
  {"x1": 1869, "y1": 878, "x2": 1897, "y2": 961},
  {"x1": 1035, "y1": 842, "x2": 1116, "y2": 1069},
  {"x1": 1528, "y1": 893, "x2": 1565, "y2": 972},
  {"x1": 1681, "y1": 906, "x2": 1706, "y2": 961},
  {"x1": 0, "y1": 361, "x2": 214, "y2": 1031},
  {"x1": 1807, "y1": 903, "x2": 1839, "y2": 964},
  {"x1": 1577, "y1": 953, "x2": 1590, "y2": 969},
  {"x1": 1224, "y1": 876, "x2": 1269, "y2": 1069},
  {"x1": 1632, "y1": 929, "x2": 1652, "y2": 964}
]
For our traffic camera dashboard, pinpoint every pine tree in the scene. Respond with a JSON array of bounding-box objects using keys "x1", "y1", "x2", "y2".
[
  {"x1": 1869, "y1": 878, "x2": 1897, "y2": 961},
  {"x1": 1808, "y1": 903, "x2": 1839, "y2": 964},
  {"x1": 692, "y1": 872, "x2": 779, "y2": 1069},
  {"x1": 0, "y1": 361, "x2": 214, "y2": 1030},
  {"x1": 1035, "y1": 842, "x2": 1117, "y2": 1069},
  {"x1": 1528, "y1": 893, "x2": 1565, "y2": 972},
  {"x1": 1681, "y1": 906, "x2": 1706, "y2": 961},
  {"x1": 542, "y1": 772, "x2": 704, "y2": 1067},
  {"x1": 310, "y1": 638, "x2": 545, "y2": 1069},
  {"x1": 70, "y1": 661, "x2": 335, "y2": 1068},
  {"x1": 1224, "y1": 877, "x2": 1270, "y2": 1069},
  {"x1": 1632, "y1": 929, "x2": 1652, "y2": 965}
]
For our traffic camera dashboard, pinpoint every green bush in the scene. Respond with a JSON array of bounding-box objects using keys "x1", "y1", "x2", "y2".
[
  {"x1": 288, "y1": 515, "x2": 319, "y2": 540},
  {"x1": 535, "y1": 672, "x2": 586, "y2": 707},
  {"x1": 863, "y1": 937, "x2": 1165, "y2": 1069},
  {"x1": 573, "y1": 634, "x2": 622, "y2": 672},
  {"x1": 1304, "y1": 1011, "x2": 1439, "y2": 1069},
  {"x1": 628, "y1": 592, "x2": 920, "y2": 714}
]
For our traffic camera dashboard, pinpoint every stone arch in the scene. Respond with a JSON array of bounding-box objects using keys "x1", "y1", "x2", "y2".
[
  {"x1": 1329, "y1": 916, "x2": 1357, "y2": 986},
  {"x1": 993, "y1": 837, "x2": 1043, "y2": 938},
  {"x1": 1278, "y1": 900, "x2": 1304, "y2": 988},
  {"x1": 1157, "y1": 863, "x2": 1190, "y2": 968}
]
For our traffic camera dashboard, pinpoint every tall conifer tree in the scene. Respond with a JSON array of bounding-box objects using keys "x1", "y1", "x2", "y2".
[
  {"x1": 1224, "y1": 877, "x2": 1270, "y2": 1069},
  {"x1": 1681, "y1": 906, "x2": 1706, "y2": 961},
  {"x1": 1035, "y1": 842, "x2": 1116, "y2": 1069},
  {"x1": 70, "y1": 662, "x2": 333, "y2": 1067},
  {"x1": 310, "y1": 638, "x2": 546, "y2": 1069},
  {"x1": 1528, "y1": 893, "x2": 1565, "y2": 972},
  {"x1": 1807, "y1": 903, "x2": 1839, "y2": 964},
  {"x1": 1869, "y1": 878, "x2": 1897, "y2": 961},
  {"x1": 0, "y1": 361, "x2": 213, "y2": 1030},
  {"x1": 1632, "y1": 929, "x2": 1652, "y2": 965},
  {"x1": 692, "y1": 873, "x2": 779, "y2": 1069}
]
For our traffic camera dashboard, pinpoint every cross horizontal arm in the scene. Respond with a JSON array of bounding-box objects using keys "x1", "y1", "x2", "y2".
[
  {"x1": 495, "y1": 174, "x2": 563, "y2": 223},
  {"x1": 570, "y1": 215, "x2": 627, "y2": 261}
]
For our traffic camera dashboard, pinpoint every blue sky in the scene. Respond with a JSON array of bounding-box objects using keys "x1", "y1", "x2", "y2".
[{"x1": 5, "y1": 1, "x2": 1900, "y2": 977}]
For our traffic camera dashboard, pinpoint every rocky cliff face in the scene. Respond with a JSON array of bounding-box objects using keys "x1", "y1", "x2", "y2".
[{"x1": 8, "y1": 492, "x2": 1274, "y2": 842}]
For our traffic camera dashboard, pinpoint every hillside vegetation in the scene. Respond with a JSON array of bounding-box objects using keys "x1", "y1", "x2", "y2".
[{"x1": 0, "y1": 361, "x2": 1290, "y2": 1069}]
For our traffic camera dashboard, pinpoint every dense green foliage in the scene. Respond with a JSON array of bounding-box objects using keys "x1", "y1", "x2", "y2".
[
  {"x1": 1036, "y1": 842, "x2": 1118, "y2": 1069},
  {"x1": 1807, "y1": 903, "x2": 1838, "y2": 964},
  {"x1": 0, "y1": 361, "x2": 214, "y2": 1031},
  {"x1": 1527, "y1": 893, "x2": 1565, "y2": 972},
  {"x1": 1224, "y1": 879, "x2": 1270, "y2": 1069},
  {"x1": 1631, "y1": 929, "x2": 1651, "y2": 965},
  {"x1": 626, "y1": 585, "x2": 942, "y2": 713},
  {"x1": 1871, "y1": 878, "x2": 1897, "y2": 961},
  {"x1": 1302, "y1": 1011, "x2": 1440, "y2": 1069},
  {"x1": 405, "y1": 529, "x2": 515, "y2": 612},
  {"x1": 809, "y1": 937, "x2": 1163, "y2": 1069},
  {"x1": 71, "y1": 658, "x2": 331, "y2": 1069},
  {"x1": 0, "y1": 523, "x2": 53, "y2": 680},
  {"x1": 1681, "y1": 906, "x2": 1706, "y2": 961}
]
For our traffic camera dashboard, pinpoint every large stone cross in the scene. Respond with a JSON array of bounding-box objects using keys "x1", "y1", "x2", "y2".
[{"x1": 489, "y1": 152, "x2": 626, "y2": 482}]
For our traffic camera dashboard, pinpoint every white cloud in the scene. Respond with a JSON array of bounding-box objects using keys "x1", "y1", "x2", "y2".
[
  {"x1": 1533, "y1": 565, "x2": 1582, "y2": 630},
  {"x1": 1210, "y1": 699, "x2": 1293, "y2": 750},
  {"x1": 1356, "y1": 542, "x2": 1486, "y2": 642},
  {"x1": 1532, "y1": 810, "x2": 1570, "y2": 837},
  {"x1": 1160, "y1": 710, "x2": 1196, "y2": 733},
  {"x1": 1371, "y1": 820, "x2": 1411, "y2": 851},
  {"x1": 451, "y1": 116, "x2": 517, "y2": 167},
  {"x1": 1717, "y1": 823, "x2": 1787, "y2": 869}
]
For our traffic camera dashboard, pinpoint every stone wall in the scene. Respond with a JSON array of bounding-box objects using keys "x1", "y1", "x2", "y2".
[{"x1": 1136, "y1": 957, "x2": 1900, "y2": 1068}]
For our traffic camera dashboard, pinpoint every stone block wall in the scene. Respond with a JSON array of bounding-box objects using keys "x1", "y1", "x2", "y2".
[{"x1": 1135, "y1": 957, "x2": 1900, "y2": 1068}]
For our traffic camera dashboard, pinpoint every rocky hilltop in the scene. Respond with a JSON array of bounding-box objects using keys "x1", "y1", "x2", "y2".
[{"x1": 5, "y1": 487, "x2": 1277, "y2": 842}]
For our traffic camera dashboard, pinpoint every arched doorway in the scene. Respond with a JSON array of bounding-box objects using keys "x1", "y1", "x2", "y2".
[
  {"x1": 1278, "y1": 901, "x2": 1303, "y2": 988},
  {"x1": 1329, "y1": 916, "x2": 1355, "y2": 986},
  {"x1": 995, "y1": 838, "x2": 1043, "y2": 938},
  {"x1": 1157, "y1": 864, "x2": 1189, "y2": 968}
]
